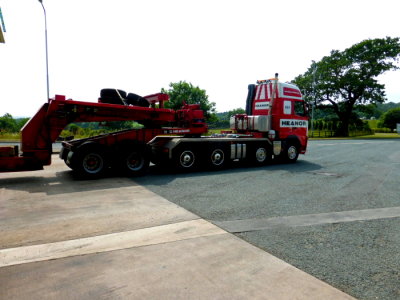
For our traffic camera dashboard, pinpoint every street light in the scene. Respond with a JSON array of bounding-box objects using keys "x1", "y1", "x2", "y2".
[
  {"x1": 38, "y1": 0, "x2": 50, "y2": 101},
  {"x1": 311, "y1": 63, "x2": 318, "y2": 137}
]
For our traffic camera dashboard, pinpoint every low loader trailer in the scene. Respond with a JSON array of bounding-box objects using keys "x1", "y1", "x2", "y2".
[{"x1": 0, "y1": 75, "x2": 309, "y2": 178}]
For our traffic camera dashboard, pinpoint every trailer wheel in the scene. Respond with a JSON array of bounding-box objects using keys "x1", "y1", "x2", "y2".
[
  {"x1": 209, "y1": 147, "x2": 227, "y2": 169},
  {"x1": 252, "y1": 146, "x2": 271, "y2": 165},
  {"x1": 72, "y1": 147, "x2": 108, "y2": 178},
  {"x1": 118, "y1": 149, "x2": 149, "y2": 176},
  {"x1": 175, "y1": 147, "x2": 197, "y2": 170},
  {"x1": 61, "y1": 147, "x2": 73, "y2": 169}
]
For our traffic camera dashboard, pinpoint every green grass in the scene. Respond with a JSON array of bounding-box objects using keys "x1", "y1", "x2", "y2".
[
  {"x1": 352, "y1": 133, "x2": 400, "y2": 139},
  {"x1": 0, "y1": 133, "x2": 20, "y2": 142},
  {"x1": 207, "y1": 128, "x2": 231, "y2": 135},
  {"x1": 209, "y1": 128, "x2": 400, "y2": 139},
  {"x1": 309, "y1": 132, "x2": 400, "y2": 140}
]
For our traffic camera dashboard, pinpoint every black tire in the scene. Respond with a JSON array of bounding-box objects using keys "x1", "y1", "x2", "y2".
[
  {"x1": 71, "y1": 144, "x2": 108, "y2": 178},
  {"x1": 64, "y1": 155, "x2": 73, "y2": 169},
  {"x1": 100, "y1": 89, "x2": 127, "y2": 99},
  {"x1": 60, "y1": 147, "x2": 73, "y2": 169},
  {"x1": 126, "y1": 93, "x2": 150, "y2": 107},
  {"x1": 99, "y1": 89, "x2": 127, "y2": 105},
  {"x1": 118, "y1": 149, "x2": 149, "y2": 176},
  {"x1": 280, "y1": 143, "x2": 299, "y2": 163},
  {"x1": 174, "y1": 146, "x2": 197, "y2": 170},
  {"x1": 252, "y1": 145, "x2": 271, "y2": 165},
  {"x1": 208, "y1": 147, "x2": 227, "y2": 169}
]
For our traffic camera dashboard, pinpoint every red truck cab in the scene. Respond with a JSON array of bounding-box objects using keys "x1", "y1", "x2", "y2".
[
  {"x1": 251, "y1": 77, "x2": 308, "y2": 154},
  {"x1": 230, "y1": 75, "x2": 308, "y2": 162}
]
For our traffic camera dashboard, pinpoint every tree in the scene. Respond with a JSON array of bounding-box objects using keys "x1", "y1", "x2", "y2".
[
  {"x1": 102, "y1": 121, "x2": 142, "y2": 131},
  {"x1": 227, "y1": 108, "x2": 245, "y2": 118},
  {"x1": 354, "y1": 104, "x2": 380, "y2": 119},
  {"x1": 207, "y1": 108, "x2": 246, "y2": 128},
  {"x1": 376, "y1": 102, "x2": 400, "y2": 114},
  {"x1": 67, "y1": 124, "x2": 80, "y2": 135},
  {"x1": 0, "y1": 113, "x2": 18, "y2": 133},
  {"x1": 16, "y1": 118, "x2": 30, "y2": 131},
  {"x1": 381, "y1": 108, "x2": 400, "y2": 131},
  {"x1": 162, "y1": 81, "x2": 216, "y2": 121},
  {"x1": 294, "y1": 37, "x2": 400, "y2": 136}
]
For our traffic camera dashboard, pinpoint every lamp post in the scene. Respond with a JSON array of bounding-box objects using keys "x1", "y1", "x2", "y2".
[
  {"x1": 311, "y1": 63, "x2": 317, "y2": 137},
  {"x1": 38, "y1": 0, "x2": 49, "y2": 101}
]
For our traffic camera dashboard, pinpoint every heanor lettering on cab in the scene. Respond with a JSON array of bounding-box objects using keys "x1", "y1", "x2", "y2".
[
  {"x1": 254, "y1": 101, "x2": 270, "y2": 110},
  {"x1": 280, "y1": 119, "x2": 308, "y2": 127}
]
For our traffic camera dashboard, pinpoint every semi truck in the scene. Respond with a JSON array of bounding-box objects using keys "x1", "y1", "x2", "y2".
[{"x1": 0, "y1": 75, "x2": 308, "y2": 178}]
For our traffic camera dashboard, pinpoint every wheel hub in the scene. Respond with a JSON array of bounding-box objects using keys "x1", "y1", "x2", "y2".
[
  {"x1": 211, "y1": 149, "x2": 224, "y2": 166},
  {"x1": 255, "y1": 148, "x2": 267, "y2": 162},
  {"x1": 179, "y1": 150, "x2": 195, "y2": 168},
  {"x1": 288, "y1": 146, "x2": 297, "y2": 160},
  {"x1": 83, "y1": 153, "x2": 103, "y2": 173}
]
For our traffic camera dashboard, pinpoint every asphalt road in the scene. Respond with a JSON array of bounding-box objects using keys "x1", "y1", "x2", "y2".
[{"x1": 135, "y1": 139, "x2": 400, "y2": 300}]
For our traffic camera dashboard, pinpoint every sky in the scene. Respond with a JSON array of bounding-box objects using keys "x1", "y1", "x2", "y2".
[{"x1": 0, "y1": 0, "x2": 399, "y2": 117}]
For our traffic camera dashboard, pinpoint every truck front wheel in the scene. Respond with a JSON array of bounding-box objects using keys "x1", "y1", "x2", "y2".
[{"x1": 281, "y1": 143, "x2": 299, "y2": 163}]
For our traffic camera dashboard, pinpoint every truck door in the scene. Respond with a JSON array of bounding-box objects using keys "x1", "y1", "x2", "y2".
[
  {"x1": 293, "y1": 100, "x2": 308, "y2": 136},
  {"x1": 279, "y1": 100, "x2": 308, "y2": 137}
]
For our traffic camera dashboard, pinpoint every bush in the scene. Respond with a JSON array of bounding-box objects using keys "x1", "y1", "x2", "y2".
[
  {"x1": 372, "y1": 127, "x2": 392, "y2": 133},
  {"x1": 380, "y1": 108, "x2": 400, "y2": 130}
]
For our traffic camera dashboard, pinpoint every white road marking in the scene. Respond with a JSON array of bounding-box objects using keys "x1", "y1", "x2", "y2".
[
  {"x1": 0, "y1": 219, "x2": 226, "y2": 268},
  {"x1": 215, "y1": 206, "x2": 400, "y2": 233}
]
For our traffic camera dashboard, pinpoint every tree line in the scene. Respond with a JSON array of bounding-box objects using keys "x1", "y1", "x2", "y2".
[
  {"x1": 0, "y1": 114, "x2": 29, "y2": 134},
  {"x1": 311, "y1": 102, "x2": 400, "y2": 132},
  {"x1": 1, "y1": 100, "x2": 399, "y2": 137},
  {"x1": 293, "y1": 36, "x2": 400, "y2": 136},
  {"x1": 162, "y1": 37, "x2": 400, "y2": 135},
  {"x1": 0, "y1": 114, "x2": 144, "y2": 139},
  {"x1": 2, "y1": 37, "x2": 400, "y2": 137}
]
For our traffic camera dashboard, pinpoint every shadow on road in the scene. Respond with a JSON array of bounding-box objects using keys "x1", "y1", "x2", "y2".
[
  {"x1": 0, "y1": 169, "x2": 141, "y2": 195},
  {"x1": 0, "y1": 158, "x2": 322, "y2": 194},
  {"x1": 134, "y1": 159, "x2": 322, "y2": 187}
]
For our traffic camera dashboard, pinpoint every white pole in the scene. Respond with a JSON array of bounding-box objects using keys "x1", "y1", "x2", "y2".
[
  {"x1": 311, "y1": 64, "x2": 317, "y2": 136},
  {"x1": 38, "y1": 0, "x2": 50, "y2": 101}
]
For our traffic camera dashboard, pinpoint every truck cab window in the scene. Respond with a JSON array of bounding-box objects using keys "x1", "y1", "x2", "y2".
[{"x1": 294, "y1": 101, "x2": 305, "y2": 116}]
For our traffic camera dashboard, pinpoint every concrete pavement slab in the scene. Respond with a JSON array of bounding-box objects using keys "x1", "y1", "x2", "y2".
[
  {"x1": 0, "y1": 159, "x2": 199, "y2": 249},
  {"x1": 0, "y1": 233, "x2": 354, "y2": 300},
  {"x1": 0, "y1": 156, "x2": 355, "y2": 299},
  {"x1": 0, "y1": 219, "x2": 225, "y2": 267}
]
